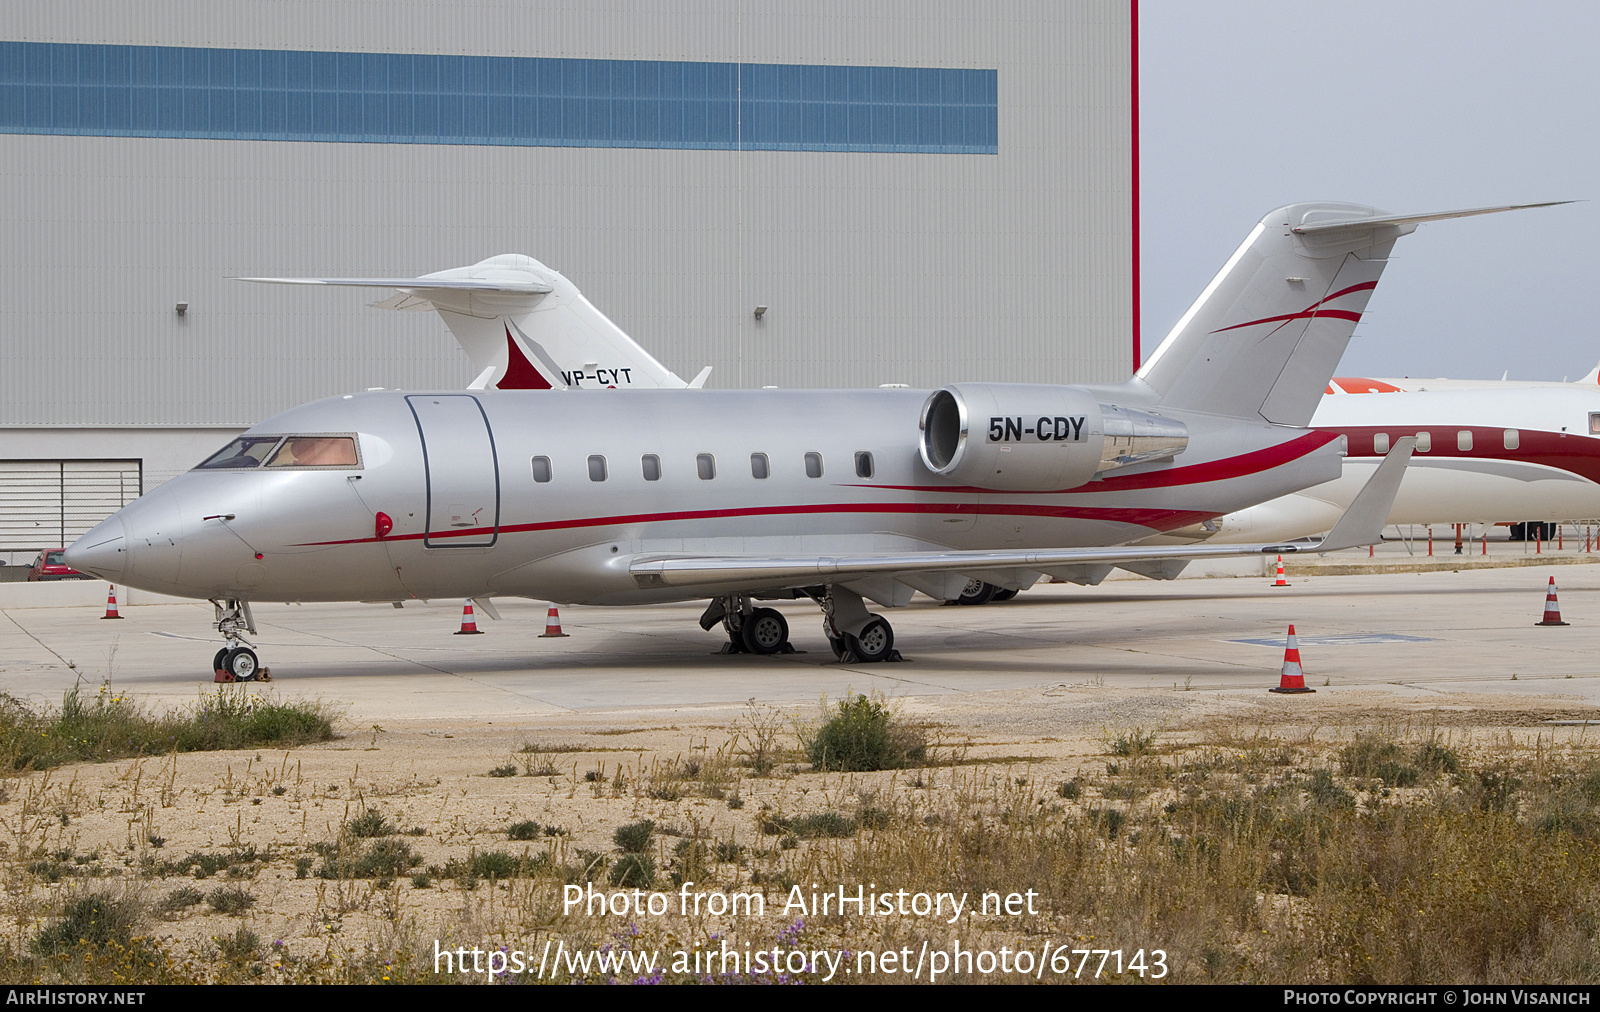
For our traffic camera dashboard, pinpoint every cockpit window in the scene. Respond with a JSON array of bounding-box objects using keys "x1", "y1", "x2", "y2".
[
  {"x1": 195, "y1": 434, "x2": 361, "y2": 470},
  {"x1": 196, "y1": 436, "x2": 283, "y2": 469},
  {"x1": 264, "y1": 436, "x2": 360, "y2": 468}
]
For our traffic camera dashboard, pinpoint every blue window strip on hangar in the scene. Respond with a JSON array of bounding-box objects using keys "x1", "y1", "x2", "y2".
[{"x1": 0, "y1": 41, "x2": 997, "y2": 154}]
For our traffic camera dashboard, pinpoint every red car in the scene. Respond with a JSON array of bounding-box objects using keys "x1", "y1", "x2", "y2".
[{"x1": 27, "y1": 549, "x2": 91, "y2": 581}]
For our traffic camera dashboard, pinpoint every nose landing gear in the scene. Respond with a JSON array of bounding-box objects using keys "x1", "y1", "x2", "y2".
[{"x1": 209, "y1": 598, "x2": 272, "y2": 682}]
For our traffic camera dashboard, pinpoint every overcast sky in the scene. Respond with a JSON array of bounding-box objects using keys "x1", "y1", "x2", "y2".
[{"x1": 1139, "y1": 0, "x2": 1596, "y2": 381}]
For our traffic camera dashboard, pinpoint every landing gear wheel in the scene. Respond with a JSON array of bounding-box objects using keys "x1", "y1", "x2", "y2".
[
  {"x1": 740, "y1": 608, "x2": 790, "y2": 655},
  {"x1": 222, "y1": 647, "x2": 259, "y2": 682},
  {"x1": 212, "y1": 648, "x2": 229, "y2": 674},
  {"x1": 991, "y1": 588, "x2": 1019, "y2": 602},
  {"x1": 846, "y1": 617, "x2": 895, "y2": 663},
  {"x1": 827, "y1": 635, "x2": 848, "y2": 662},
  {"x1": 957, "y1": 579, "x2": 997, "y2": 606}
]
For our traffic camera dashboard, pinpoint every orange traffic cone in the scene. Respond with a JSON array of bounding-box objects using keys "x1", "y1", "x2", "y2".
[
  {"x1": 1537, "y1": 576, "x2": 1570, "y2": 626},
  {"x1": 101, "y1": 585, "x2": 124, "y2": 619},
  {"x1": 539, "y1": 606, "x2": 570, "y2": 638},
  {"x1": 1270, "y1": 624, "x2": 1315, "y2": 693},
  {"x1": 454, "y1": 599, "x2": 484, "y2": 635},
  {"x1": 1272, "y1": 556, "x2": 1289, "y2": 588}
]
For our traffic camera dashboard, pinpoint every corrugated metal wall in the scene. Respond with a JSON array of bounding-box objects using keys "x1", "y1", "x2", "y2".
[{"x1": 0, "y1": 0, "x2": 1132, "y2": 426}]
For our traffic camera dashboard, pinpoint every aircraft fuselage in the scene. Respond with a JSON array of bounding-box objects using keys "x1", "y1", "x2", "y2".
[{"x1": 71, "y1": 387, "x2": 1343, "y2": 606}]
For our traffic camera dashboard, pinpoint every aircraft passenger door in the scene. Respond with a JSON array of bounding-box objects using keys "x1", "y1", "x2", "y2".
[{"x1": 406, "y1": 395, "x2": 500, "y2": 548}]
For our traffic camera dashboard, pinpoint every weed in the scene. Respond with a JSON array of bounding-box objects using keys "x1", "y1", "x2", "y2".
[
  {"x1": 1057, "y1": 777, "x2": 1084, "y2": 799},
  {"x1": 1105, "y1": 726, "x2": 1158, "y2": 757},
  {"x1": 215, "y1": 926, "x2": 260, "y2": 962},
  {"x1": 0, "y1": 686, "x2": 337, "y2": 771},
  {"x1": 207, "y1": 886, "x2": 255, "y2": 915},
  {"x1": 32, "y1": 894, "x2": 142, "y2": 956},
  {"x1": 410, "y1": 873, "x2": 432, "y2": 888},
  {"x1": 803, "y1": 692, "x2": 926, "y2": 772},
  {"x1": 608, "y1": 853, "x2": 655, "y2": 888},
  {"x1": 614, "y1": 820, "x2": 655, "y2": 853},
  {"x1": 487, "y1": 764, "x2": 518, "y2": 778},
  {"x1": 507, "y1": 820, "x2": 541, "y2": 841},
  {"x1": 154, "y1": 886, "x2": 203, "y2": 918},
  {"x1": 790, "y1": 811, "x2": 857, "y2": 838},
  {"x1": 347, "y1": 809, "x2": 397, "y2": 838}
]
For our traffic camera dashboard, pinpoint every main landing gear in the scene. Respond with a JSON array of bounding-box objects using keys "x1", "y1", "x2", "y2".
[
  {"x1": 703, "y1": 587, "x2": 902, "y2": 663},
  {"x1": 209, "y1": 598, "x2": 272, "y2": 683},
  {"x1": 701, "y1": 596, "x2": 796, "y2": 655},
  {"x1": 952, "y1": 579, "x2": 1019, "y2": 605}
]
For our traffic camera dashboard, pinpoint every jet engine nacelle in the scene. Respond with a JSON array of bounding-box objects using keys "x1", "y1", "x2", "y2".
[{"x1": 918, "y1": 383, "x2": 1189, "y2": 491}]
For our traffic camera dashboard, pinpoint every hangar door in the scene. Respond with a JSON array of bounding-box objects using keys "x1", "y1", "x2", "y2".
[{"x1": 0, "y1": 459, "x2": 143, "y2": 552}]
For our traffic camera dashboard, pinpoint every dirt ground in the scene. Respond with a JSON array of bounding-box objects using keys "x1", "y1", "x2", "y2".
[{"x1": 6, "y1": 678, "x2": 1598, "y2": 982}]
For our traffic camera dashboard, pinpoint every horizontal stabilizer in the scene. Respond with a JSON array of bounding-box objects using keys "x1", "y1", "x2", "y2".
[
  {"x1": 236, "y1": 276, "x2": 554, "y2": 295},
  {"x1": 234, "y1": 254, "x2": 687, "y2": 391},
  {"x1": 1291, "y1": 201, "x2": 1573, "y2": 236}
]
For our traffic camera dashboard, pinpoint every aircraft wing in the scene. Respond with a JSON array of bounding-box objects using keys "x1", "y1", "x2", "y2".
[{"x1": 632, "y1": 440, "x2": 1414, "y2": 592}]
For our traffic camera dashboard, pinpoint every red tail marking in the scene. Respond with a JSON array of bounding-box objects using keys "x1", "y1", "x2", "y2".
[
  {"x1": 497, "y1": 325, "x2": 553, "y2": 390},
  {"x1": 1211, "y1": 280, "x2": 1379, "y2": 334}
]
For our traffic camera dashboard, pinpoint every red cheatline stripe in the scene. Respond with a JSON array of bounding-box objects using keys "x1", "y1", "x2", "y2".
[
  {"x1": 861, "y1": 430, "x2": 1339, "y2": 495},
  {"x1": 290, "y1": 501, "x2": 1221, "y2": 548},
  {"x1": 1210, "y1": 280, "x2": 1378, "y2": 335}
]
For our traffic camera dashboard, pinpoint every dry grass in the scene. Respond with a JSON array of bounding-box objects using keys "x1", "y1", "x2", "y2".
[{"x1": 2, "y1": 694, "x2": 1600, "y2": 983}]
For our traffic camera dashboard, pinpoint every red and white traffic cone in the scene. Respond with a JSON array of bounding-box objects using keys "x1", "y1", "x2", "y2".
[
  {"x1": 1271, "y1": 556, "x2": 1289, "y2": 588},
  {"x1": 101, "y1": 585, "x2": 124, "y2": 620},
  {"x1": 454, "y1": 599, "x2": 484, "y2": 635},
  {"x1": 1536, "y1": 576, "x2": 1570, "y2": 627},
  {"x1": 539, "y1": 606, "x2": 570, "y2": 638},
  {"x1": 1270, "y1": 624, "x2": 1315, "y2": 693}
]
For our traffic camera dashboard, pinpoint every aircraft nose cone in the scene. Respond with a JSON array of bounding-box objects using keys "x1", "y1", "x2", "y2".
[{"x1": 66, "y1": 515, "x2": 128, "y2": 582}]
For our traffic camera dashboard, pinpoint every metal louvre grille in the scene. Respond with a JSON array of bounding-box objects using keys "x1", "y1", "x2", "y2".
[{"x1": 0, "y1": 460, "x2": 142, "y2": 552}]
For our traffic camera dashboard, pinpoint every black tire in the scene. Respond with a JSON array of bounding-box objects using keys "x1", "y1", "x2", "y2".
[
  {"x1": 223, "y1": 647, "x2": 260, "y2": 682},
  {"x1": 846, "y1": 617, "x2": 895, "y2": 663},
  {"x1": 212, "y1": 648, "x2": 229, "y2": 673},
  {"x1": 957, "y1": 579, "x2": 997, "y2": 606},
  {"x1": 827, "y1": 635, "x2": 848, "y2": 661},
  {"x1": 740, "y1": 607, "x2": 789, "y2": 655},
  {"x1": 991, "y1": 588, "x2": 1019, "y2": 602}
]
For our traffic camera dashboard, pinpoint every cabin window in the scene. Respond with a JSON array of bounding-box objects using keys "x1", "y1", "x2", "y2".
[
  {"x1": 855, "y1": 451, "x2": 875, "y2": 479},
  {"x1": 804, "y1": 452, "x2": 824, "y2": 478},
  {"x1": 697, "y1": 453, "x2": 716, "y2": 480},
  {"x1": 1505, "y1": 429, "x2": 1520, "y2": 450},
  {"x1": 1414, "y1": 431, "x2": 1432, "y2": 452},
  {"x1": 1373, "y1": 433, "x2": 1390, "y2": 454},
  {"x1": 641, "y1": 454, "x2": 661, "y2": 481},
  {"x1": 587, "y1": 454, "x2": 608, "y2": 482},
  {"x1": 1457, "y1": 430, "x2": 1473, "y2": 452},
  {"x1": 750, "y1": 453, "x2": 769, "y2": 479},
  {"x1": 1590, "y1": 413, "x2": 1600, "y2": 435},
  {"x1": 531, "y1": 456, "x2": 553, "y2": 483}
]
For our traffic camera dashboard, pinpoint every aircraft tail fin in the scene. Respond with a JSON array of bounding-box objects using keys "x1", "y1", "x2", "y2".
[
  {"x1": 1578, "y1": 358, "x2": 1600, "y2": 387},
  {"x1": 238, "y1": 255, "x2": 689, "y2": 390},
  {"x1": 1136, "y1": 201, "x2": 1569, "y2": 426}
]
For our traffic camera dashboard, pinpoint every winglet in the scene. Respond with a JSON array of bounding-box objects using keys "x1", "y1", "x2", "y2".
[{"x1": 1313, "y1": 437, "x2": 1415, "y2": 552}]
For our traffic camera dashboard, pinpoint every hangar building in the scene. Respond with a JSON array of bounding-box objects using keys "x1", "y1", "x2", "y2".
[{"x1": 0, "y1": 0, "x2": 1133, "y2": 563}]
